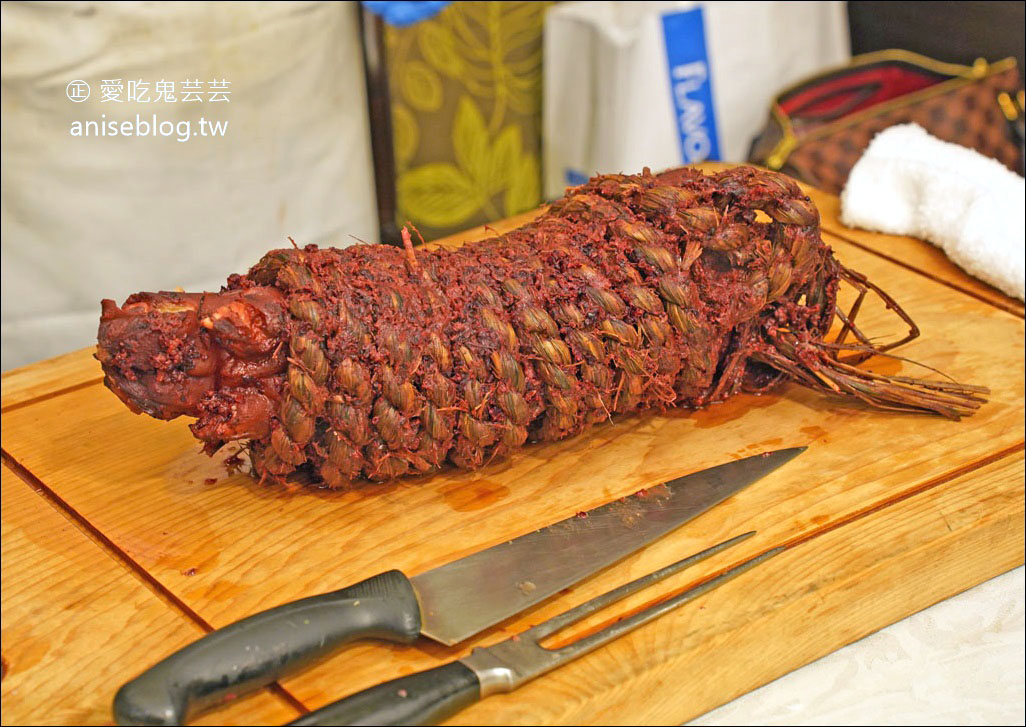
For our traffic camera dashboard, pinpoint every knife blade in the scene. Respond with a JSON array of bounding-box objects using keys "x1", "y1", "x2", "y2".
[
  {"x1": 113, "y1": 448, "x2": 803, "y2": 726},
  {"x1": 413, "y1": 447, "x2": 803, "y2": 644}
]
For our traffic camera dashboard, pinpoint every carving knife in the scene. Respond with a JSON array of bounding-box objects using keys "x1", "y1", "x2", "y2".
[
  {"x1": 290, "y1": 532, "x2": 783, "y2": 726},
  {"x1": 113, "y1": 447, "x2": 804, "y2": 725}
]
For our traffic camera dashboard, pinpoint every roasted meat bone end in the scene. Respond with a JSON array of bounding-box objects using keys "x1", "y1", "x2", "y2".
[{"x1": 96, "y1": 287, "x2": 288, "y2": 447}]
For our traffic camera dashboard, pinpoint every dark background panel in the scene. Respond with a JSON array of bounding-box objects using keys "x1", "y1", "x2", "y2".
[{"x1": 848, "y1": 1, "x2": 1025, "y2": 70}]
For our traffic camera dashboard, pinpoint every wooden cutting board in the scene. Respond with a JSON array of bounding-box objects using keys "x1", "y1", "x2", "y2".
[{"x1": 2, "y1": 168, "x2": 1023, "y2": 726}]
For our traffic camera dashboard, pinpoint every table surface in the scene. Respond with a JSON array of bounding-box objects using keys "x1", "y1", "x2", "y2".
[
  {"x1": 2, "y1": 168, "x2": 1023, "y2": 726},
  {"x1": 691, "y1": 566, "x2": 1025, "y2": 725}
]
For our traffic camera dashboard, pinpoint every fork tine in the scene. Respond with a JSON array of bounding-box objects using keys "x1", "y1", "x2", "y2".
[
  {"x1": 525, "y1": 531, "x2": 757, "y2": 641},
  {"x1": 553, "y1": 545, "x2": 787, "y2": 661}
]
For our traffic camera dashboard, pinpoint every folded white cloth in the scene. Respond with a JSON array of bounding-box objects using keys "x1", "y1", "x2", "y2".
[{"x1": 840, "y1": 123, "x2": 1025, "y2": 302}]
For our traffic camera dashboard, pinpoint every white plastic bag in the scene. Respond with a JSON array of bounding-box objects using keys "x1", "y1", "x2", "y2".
[{"x1": 543, "y1": 0, "x2": 850, "y2": 198}]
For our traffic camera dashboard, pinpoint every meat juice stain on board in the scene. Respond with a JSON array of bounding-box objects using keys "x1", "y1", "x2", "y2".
[
  {"x1": 686, "y1": 391, "x2": 783, "y2": 429},
  {"x1": 2, "y1": 634, "x2": 48, "y2": 676},
  {"x1": 801, "y1": 425, "x2": 828, "y2": 441},
  {"x1": 163, "y1": 444, "x2": 238, "y2": 494},
  {"x1": 437, "y1": 479, "x2": 511, "y2": 512}
]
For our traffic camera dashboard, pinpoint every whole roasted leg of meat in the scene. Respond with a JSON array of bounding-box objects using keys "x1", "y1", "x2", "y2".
[{"x1": 97, "y1": 167, "x2": 986, "y2": 486}]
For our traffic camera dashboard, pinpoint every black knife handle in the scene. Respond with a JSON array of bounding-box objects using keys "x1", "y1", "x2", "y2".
[
  {"x1": 287, "y1": 661, "x2": 481, "y2": 726},
  {"x1": 113, "y1": 570, "x2": 421, "y2": 726}
]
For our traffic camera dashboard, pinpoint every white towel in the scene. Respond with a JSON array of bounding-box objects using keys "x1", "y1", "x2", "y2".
[{"x1": 840, "y1": 123, "x2": 1025, "y2": 302}]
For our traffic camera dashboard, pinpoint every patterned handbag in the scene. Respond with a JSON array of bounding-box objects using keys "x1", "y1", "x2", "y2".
[{"x1": 748, "y1": 49, "x2": 1025, "y2": 193}]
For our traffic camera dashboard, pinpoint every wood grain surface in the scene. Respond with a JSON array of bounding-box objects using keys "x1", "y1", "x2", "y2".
[
  {"x1": 1, "y1": 348, "x2": 103, "y2": 412},
  {"x1": 0, "y1": 464, "x2": 301, "y2": 726},
  {"x1": 1, "y1": 170, "x2": 1022, "y2": 725}
]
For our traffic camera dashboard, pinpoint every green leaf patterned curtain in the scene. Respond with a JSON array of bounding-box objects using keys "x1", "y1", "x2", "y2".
[{"x1": 386, "y1": 1, "x2": 550, "y2": 239}]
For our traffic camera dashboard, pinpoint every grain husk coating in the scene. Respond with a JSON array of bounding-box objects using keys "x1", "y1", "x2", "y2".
[{"x1": 97, "y1": 166, "x2": 986, "y2": 487}]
